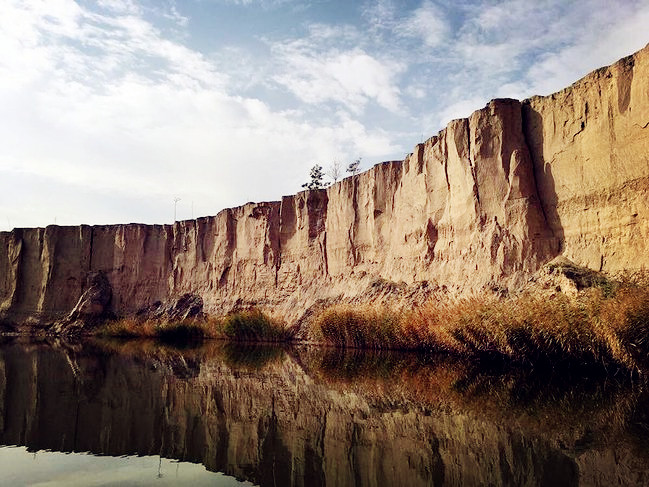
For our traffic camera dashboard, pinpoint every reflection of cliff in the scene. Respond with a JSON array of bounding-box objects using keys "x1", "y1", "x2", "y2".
[
  {"x1": 0, "y1": 340, "x2": 648, "y2": 486},
  {"x1": 2, "y1": 45, "x2": 649, "y2": 327}
]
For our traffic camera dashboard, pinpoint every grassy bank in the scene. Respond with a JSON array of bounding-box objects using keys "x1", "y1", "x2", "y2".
[
  {"x1": 313, "y1": 278, "x2": 649, "y2": 373},
  {"x1": 97, "y1": 276, "x2": 649, "y2": 373},
  {"x1": 97, "y1": 309, "x2": 293, "y2": 343}
]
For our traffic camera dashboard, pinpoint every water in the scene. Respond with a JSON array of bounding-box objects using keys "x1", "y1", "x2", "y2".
[
  {"x1": 0, "y1": 446, "x2": 250, "y2": 486},
  {"x1": 0, "y1": 338, "x2": 648, "y2": 486}
]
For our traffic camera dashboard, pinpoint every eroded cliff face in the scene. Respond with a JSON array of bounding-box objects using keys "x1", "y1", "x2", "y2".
[{"x1": 1, "y1": 45, "x2": 648, "y2": 327}]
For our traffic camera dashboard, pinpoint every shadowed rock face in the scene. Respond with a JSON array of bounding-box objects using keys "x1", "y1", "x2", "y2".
[
  {"x1": 0, "y1": 341, "x2": 648, "y2": 487},
  {"x1": 1, "y1": 45, "x2": 648, "y2": 327}
]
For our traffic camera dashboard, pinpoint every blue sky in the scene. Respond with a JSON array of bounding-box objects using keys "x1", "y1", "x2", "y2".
[{"x1": 1, "y1": 0, "x2": 648, "y2": 229}]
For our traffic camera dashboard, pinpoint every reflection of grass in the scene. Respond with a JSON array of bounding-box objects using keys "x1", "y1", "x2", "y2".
[
  {"x1": 315, "y1": 347, "x2": 431, "y2": 381},
  {"x1": 92, "y1": 336, "x2": 288, "y2": 375},
  {"x1": 313, "y1": 276, "x2": 649, "y2": 374},
  {"x1": 96, "y1": 309, "x2": 293, "y2": 344},
  {"x1": 156, "y1": 321, "x2": 206, "y2": 346},
  {"x1": 221, "y1": 343, "x2": 286, "y2": 370},
  {"x1": 299, "y1": 346, "x2": 642, "y2": 452}
]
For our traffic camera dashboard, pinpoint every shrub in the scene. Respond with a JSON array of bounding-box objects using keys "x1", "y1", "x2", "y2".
[{"x1": 222, "y1": 310, "x2": 292, "y2": 342}]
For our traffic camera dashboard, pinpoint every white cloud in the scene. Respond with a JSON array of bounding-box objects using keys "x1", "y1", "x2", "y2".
[
  {"x1": 436, "y1": 96, "x2": 488, "y2": 127},
  {"x1": 97, "y1": 0, "x2": 141, "y2": 14},
  {"x1": 161, "y1": 2, "x2": 189, "y2": 27},
  {"x1": 395, "y1": 1, "x2": 449, "y2": 48},
  {"x1": 271, "y1": 39, "x2": 405, "y2": 113},
  {"x1": 524, "y1": 6, "x2": 649, "y2": 96},
  {"x1": 211, "y1": 0, "x2": 297, "y2": 7},
  {"x1": 361, "y1": 0, "x2": 397, "y2": 32}
]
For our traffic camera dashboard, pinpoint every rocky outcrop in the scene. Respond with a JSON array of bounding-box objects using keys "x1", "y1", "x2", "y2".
[{"x1": 1, "y1": 45, "x2": 648, "y2": 328}]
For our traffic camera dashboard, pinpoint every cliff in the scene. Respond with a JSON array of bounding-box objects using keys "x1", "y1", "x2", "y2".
[{"x1": 1, "y1": 45, "x2": 648, "y2": 329}]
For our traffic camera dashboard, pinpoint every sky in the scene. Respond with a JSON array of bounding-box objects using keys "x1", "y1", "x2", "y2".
[{"x1": 1, "y1": 0, "x2": 648, "y2": 230}]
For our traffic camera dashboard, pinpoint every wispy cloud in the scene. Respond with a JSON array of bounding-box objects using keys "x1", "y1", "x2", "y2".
[
  {"x1": 395, "y1": 1, "x2": 449, "y2": 48},
  {"x1": 271, "y1": 37, "x2": 405, "y2": 113},
  {"x1": 209, "y1": 0, "x2": 299, "y2": 8},
  {"x1": 418, "y1": 0, "x2": 649, "y2": 126}
]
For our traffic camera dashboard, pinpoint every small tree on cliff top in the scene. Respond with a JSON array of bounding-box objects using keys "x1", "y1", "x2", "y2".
[
  {"x1": 347, "y1": 157, "x2": 362, "y2": 176},
  {"x1": 302, "y1": 164, "x2": 325, "y2": 190},
  {"x1": 326, "y1": 161, "x2": 342, "y2": 183}
]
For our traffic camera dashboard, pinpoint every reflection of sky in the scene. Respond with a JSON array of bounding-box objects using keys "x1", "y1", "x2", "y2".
[
  {"x1": 1, "y1": 0, "x2": 648, "y2": 230},
  {"x1": 0, "y1": 446, "x2": 254, "y2": 487}
]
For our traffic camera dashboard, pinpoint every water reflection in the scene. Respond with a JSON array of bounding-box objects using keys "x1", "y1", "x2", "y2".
[
  {"x1": 0, "y1": 338, "x2": 648, "y2": 486},
  {"x1": 0, "y1": 446, "x2": 250, "y2": 486}
]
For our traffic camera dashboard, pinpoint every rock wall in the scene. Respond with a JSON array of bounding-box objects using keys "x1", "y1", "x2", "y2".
[{"x1": 1, "y1": 45, "x2": 648, "y2": 327}]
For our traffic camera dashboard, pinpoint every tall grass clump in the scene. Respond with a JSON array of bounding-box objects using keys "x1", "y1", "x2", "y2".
[
  {"x1": 410, "y1": 294, "x2": 608, "y2": 366},
  {"x1": 313, "y1": 305, "x2": 402, "y2": 349},
  {"x1": 96, "y1": 309, "x2": 291, "y2": 344},
  {"x1": 222, "y1": 310, "x2": 293, "y2": 342}
]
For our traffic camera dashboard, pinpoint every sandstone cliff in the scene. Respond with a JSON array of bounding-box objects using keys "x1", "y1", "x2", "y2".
[{"x1": 1, "y1": 45, "x2": 648, "y2": 328}]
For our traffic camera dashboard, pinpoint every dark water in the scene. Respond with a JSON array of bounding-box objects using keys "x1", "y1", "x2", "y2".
[{"x1": 1, "y1": 338, "x2": 649, "y2": 486}]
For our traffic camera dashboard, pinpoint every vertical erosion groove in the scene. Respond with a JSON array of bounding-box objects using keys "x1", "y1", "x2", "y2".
[
  {"x1": 350, "y1": 177, "x2": 359, "y2": 266},
  {"x1": 88, "y1": 226, "x2": 94, "y2": 272},
  {"x1": 520, "y1": 101, "x2": 551, "y2": 229},
  {"x1": 466, "y1": 117, "x2": 481, "y2": 208}
]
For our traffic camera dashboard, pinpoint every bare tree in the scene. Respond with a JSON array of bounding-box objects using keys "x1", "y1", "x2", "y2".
[
  {"x1": 326, "y1": 161, "x2": 342, "y2": 183},
  {"x1": 346, "y1": 157, "x2": 362, "y2": 176}
]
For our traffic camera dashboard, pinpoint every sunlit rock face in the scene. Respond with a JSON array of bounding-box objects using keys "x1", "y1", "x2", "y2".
[
  {"x1": 0, "y1": 341, "x2": 648, "y2": 487},
  {"x1": 1, "y1": 45, "x2": 648, "y2": 327}
]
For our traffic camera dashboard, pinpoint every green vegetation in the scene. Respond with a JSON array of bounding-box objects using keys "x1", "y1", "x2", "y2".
[
  {"x1": 222, "y1": 310, "x2": 293, "y2": 342},
  {"x1": 301, "y1": 164, "x2": 325, "y2": 190}
]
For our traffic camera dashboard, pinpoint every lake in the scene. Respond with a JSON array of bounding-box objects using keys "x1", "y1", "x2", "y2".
[{"x1": 0, "y1": 338, "x2": 648, "y2": 486}]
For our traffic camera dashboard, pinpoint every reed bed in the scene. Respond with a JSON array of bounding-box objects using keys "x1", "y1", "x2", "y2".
[{"x1": 313, "y1": 278, "x2": 649, "y2": 373}]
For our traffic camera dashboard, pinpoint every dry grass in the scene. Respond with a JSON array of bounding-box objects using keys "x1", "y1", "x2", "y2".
[
  {"x1": 221, "y1": 310, "x2": 293, "y2": 342},
  {"x1": 313, "y1": 278, "x2": 649, "y2": 373},
  {"x1": 313, "y1": 305, "x2": 401, "y2": 349},
  {"x1": 97, "y1": 309, "x2": 292, "y2": 343},
  {"x1": 98, "y1": 317, "x2": 161, "y2": 338}
]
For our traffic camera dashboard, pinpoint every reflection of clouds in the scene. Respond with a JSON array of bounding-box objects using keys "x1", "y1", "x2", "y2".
[{"x1": 0, "y1": 447, "x2": 246, "y2": 487}]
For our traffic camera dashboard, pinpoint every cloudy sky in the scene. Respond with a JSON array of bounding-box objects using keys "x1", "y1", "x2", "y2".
[{"x1": 1, "y1": 0, "x2": 648, "y2": 230}]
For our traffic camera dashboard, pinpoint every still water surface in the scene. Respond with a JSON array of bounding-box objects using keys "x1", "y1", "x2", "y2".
[{"x1": 0, "y1": 338, "x2": 648, "y2": 486}]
